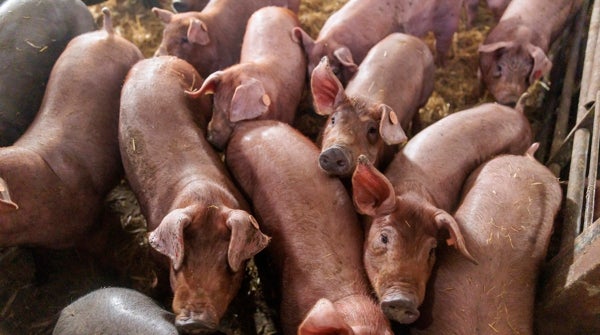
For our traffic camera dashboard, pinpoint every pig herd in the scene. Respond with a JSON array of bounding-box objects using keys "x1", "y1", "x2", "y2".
[{"x1": 0, "y1": 0, "x2": 582, "y2": 333}]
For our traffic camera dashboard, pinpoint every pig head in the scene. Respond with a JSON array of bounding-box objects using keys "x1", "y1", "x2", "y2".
[
  {"x1": 148, "y1": 204, "x2": 269, "y2": 332},
  {"x1": 311, "y1": 57, "x2": 407, "y2": 177},
  {"x1": 351, "y1": 155, "x2": 475, "y2": 324}
]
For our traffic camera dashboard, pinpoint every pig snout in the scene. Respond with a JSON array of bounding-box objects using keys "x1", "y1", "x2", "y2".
[
  {"x1": 175, "y1": 308, "x2": 219, "y2": 334},
  {"x1": 319, "y1": 145, "x2": 354, "y2": 176},
  {"x1": 380, "y1": 293, "x2": 420, "y2": 324}
]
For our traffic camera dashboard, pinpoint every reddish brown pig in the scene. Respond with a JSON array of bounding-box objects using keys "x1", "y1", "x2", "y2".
[
  {"x1": 0, "y1": 9, "x2": 142, "y2": 249},
  {"x1": 311, "y1": 33, "x2": 434, "y2": 177},
  {"x1": 119, "y1": 55, "x2": 269, "y2": 333},
  {"x1": 293, "y1": 0, "x2": 463, "y2": 84},
  {"x1": 152, "y1": 0, "x2": 300, "y2": 78},
  {"x1": 186, "y1": 6, "x2": 305, "y2": 150},
  {"x1": 478, "y1": 0, "x2": 582, "y2": 104},
  {"x1": 226, "y1": 120, "x2": 393, "y2": 335},
  {"x1": 351, "y1": 102, "x2": 532, "y2": 324},
  {"x1": 411, "y1": 150, "x2": 562, "y2": 335}
]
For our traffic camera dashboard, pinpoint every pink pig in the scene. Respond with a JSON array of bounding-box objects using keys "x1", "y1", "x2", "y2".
[
  {"x1": 153, "y1": 0, "x2": 300, "y2": 78},
  {"x1": 0, "y1": 9, "x2": 142, "y2": 249},
  {"x1": 119, "y1": 56, "x2": 270, "y2": 333},
  {"x1": 464, "y1": 0, "x2": 512, "y2": 27},
  {"x1": 311, "y1": 33, "x2": 434, "y2": 177},
  {"x1": 226, "y1": 120, "x2": 393, "y2": 335},
  {"x1": 293, "y1": 0, "x2": 464, "y2": 84},
  {"x1": 411, "y1": 150, "x2": 562, "y2": 335},
  {"x1": 478, "y1": 0, "x2": 582, "y2": 104},
  {"x1": 186, "y1": 6, "x2": 306, "y2": 150},
  {"x1": 351, "y1": 102, "x2": 532, "y2": 324}
]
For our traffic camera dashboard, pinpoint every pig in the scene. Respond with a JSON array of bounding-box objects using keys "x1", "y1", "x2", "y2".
[
  {"x1": 478, "y1": 0, "x2": 582, "y2": 104},
  {"x1": 0, "y1": 0, "x2": 96, "y2": 146},
  {"x1": 119, "y1": 55, "x2": 269, "y2": 333},
  {"x1": 172, "y1": 0, "x2": 210, "y2": 12},
  {"x1": 411, "y1": 149, "x2": 562, "y2": 335},
  {"x1": 226, "y1": 120, "x2": 393, "y2": 335},
  {"x1": 152, "y1": 0, "x2": 301, "y2": 78},
  {"x1": 351, "y1": 102, "x2": 533, "y2": 324},
  {"x1": 186, "y1": 6, "x2": 306, "y2": 150},
  {"x1": 0, "y1": 9, "x2": 142, "y2": 249},
  {"x1": 311, "y1": 33, "x2": 434, "y2": 177},
  {"x1": 53, "y1": 287, "x2": 178, "y2": 335},
  {"x1": 293, "y1": 0, "x2": 463, "y2": 85},
  {"x1": 464, "y1": 0, "x2": 512, "y2": 27}
]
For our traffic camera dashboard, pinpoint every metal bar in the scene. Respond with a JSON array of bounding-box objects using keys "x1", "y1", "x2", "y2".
[{"x1": 584, "y1": 95, "x2": 600, "y2": 229}]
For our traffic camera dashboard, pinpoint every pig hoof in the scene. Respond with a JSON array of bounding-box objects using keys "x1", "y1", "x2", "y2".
[{"x1": 381, "y1": 298, "x2": 420, "y2": 324}]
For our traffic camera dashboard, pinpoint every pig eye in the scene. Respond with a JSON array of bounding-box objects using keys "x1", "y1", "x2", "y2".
[
  {"x1": 367, "y1": 123, "x2": 378, "y2": 143},
  {"x1": 380, "y1": 233, "x2": 389, "y2": 244},
  {"x1": 428, "y1": 242, "x2": 437, "y2": 260},
  {"x1": 181, "y1": 36, "x2": 189, "y2": 44},
  {"x1": 493, "y1": 64, "x2": 502, "y2": 78}
]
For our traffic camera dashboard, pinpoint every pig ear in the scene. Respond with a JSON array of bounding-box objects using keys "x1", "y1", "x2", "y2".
[
  {"x1": 186, "y1": 71, "x2": 222, "y2": 98},
  {"x1": 152, "y1": 7, "x2": 173, "y2": 24},
  {"x1": 226, "y1": 210, "x2": 270, "y2": 272},
  {"x1": 291, "y1": 27, "x2": 315, "y2": 55},
  {"x1": 230, "y1": 78, "x2": 270, "y2": 122},
  {"x1": 333, "y1": 47, "x2": 358, "y2": 74},
  {"x1": 379, "y1": 104, "x2": 408, "y2": 145},
  {"x1": 310, "y1": 57, "x2": 347, "y2": 116},
  {"x1": 148, "y1": 208, "x2": 191, "y2": 271},
  {"x1": 433, "y1": 210, "x2": 477, "y2": 264},
  {"x1": 0, "y1": 177, "x2": 19, "y2": 212},
  {"x1": 298, "y1": 298, "x2": 354, "y2": 335},
  {"x1": 352, "y1": 155, "x2": 397, "y2": 216},
  {"x1": 478, "y1": 41, "x2": 514, "y2": 54},
  {"x1": 526, "y1": 44, "x2": 552, "y2": 84},
  {"x1": 188, "y1": 18, "x2": 210, "y2": 45}
]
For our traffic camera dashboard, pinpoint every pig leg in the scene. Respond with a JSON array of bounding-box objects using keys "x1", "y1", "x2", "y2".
[{"x1": 433, "y1": 8, "x2": 461, "y2": 65}]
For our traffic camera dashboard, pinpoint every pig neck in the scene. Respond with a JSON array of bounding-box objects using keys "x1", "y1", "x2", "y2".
[{"x1": 489, "y1": 17, "x2": 549, "y2": 51}]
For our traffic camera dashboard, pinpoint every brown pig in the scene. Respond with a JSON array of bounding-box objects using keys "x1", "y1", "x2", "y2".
[
  {"x1": 293, "y1": 0, "x2": 463, "y2": 84},
  {"x1": 478, "y1": 0, "x2": 582, "y2": 104},
  {"x1": 152, "y1": 0, "x2": 301, "y2": 78},
  {"x1": 0, "y1": 9, "x2": 142, "y2": 249},
  {"x1": 186, "y1": 6, "x2": 306, "y2": 150},
  {"x1": 311, "y1": 33, "x2": 434, "y2": 177},
  {"x1": 411, "y1": 150, "x2": 562, "y2": 335},
  {"x1": 118, "y1": 55, "x2": 269, "y2": 333},
  {"x1": 351, "y1": 102, "x2": 532, "y2": 324},
  {"x1": 226, "y1": 120, "x2": 393, "y2": 335}
]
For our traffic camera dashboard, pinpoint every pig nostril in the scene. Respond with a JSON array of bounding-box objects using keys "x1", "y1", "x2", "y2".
[
  {"x1": 381, "y1": 298, "x2": 420, "y2": 324},
  {"x1": 336, "y1": 159, "x2": 347, "y2": 167}
]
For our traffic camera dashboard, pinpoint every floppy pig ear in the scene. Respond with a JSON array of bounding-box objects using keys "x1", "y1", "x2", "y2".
[
  {"x1": 188, "y1": 18, "x2": 210, "y2": 45},
  {"x1": 291, "y1": 27, "x2": 314, "y2": 54},
  {"x1": 526, "y1": 44, "x2": 552, "y2": 84},
  {"x1": 298, "y1": 298, "x2": 354, "y2": 335},
  {"x1": 229, "y1": 78, "x2": 270, "y2": 122},
  {"x1": 478, "y1": 40, "x2": 514, "y2": 54},
  {"x1": 379, "y1": 104, "x2": 408, "y2": 145},
  {"x1": 433, "y1": 210, "x2": 477, "y2": 264},
  {"x1": 352, "y1": 155, "x2": 397, "y2": 216},
  {"x1": 0, "y1": 177, "x2": 19, "y2": 212},
  {"x1": 333, "y1": 46, "x2": 358, "y2": 73},
  {"x1": 226, "y1": 210, "x2": 270, "y2": 272},
  {"x1": 148, "y1": 208, "x2": 191, "y2": 271},
  {"x1": 310, "y1": 57, "x2": 346, "y2": 116},
  {"x1": 152, "y1": 7, "x2": 173, "y2": 24},
  {"x1": 186, "y1": 70, "x2": 222, "y2": 98}
]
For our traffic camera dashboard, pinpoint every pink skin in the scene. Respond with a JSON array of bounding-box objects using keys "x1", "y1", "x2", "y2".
[
  {"x1": 478, "y1": 0, "x2": 582, "y2": 104},
  {"x1": 464, "y1": 0, "x2": 512, "y2": 27},
  {"x1": 311, "y1": 33, "x2": 434, "y2": 177},
  {"x1": 171, "y1": 0, "x2": 210, "y2": 12},
  {"x1": 0, "y1": 9, "x2": 142, "y2": 249},
  {"x1": 152, "y1": 0, "x2": 300, "y2": 78},
  {"x1": 411, "y1": 152, "x2": 562, "y2": 335},
  {"x1": 293, "y1": 0, "x2": 462, "y2": 84},
  {"x1": 226, "y1": 120, "x2": 393, "y2": 335},
  {"x1": 119, "y1": 56, "x2": 269, "y2": 333},
  {"x1": 186, "y1": 7, "x2": 306, "y2": 150},
  {"x1": 351, "y1": 103, "x2": 533, "y2": 324}
]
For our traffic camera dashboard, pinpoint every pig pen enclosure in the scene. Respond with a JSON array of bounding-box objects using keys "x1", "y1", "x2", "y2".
[{"x1": 0, "y1": 0, "x2": 599, "y2": 334}]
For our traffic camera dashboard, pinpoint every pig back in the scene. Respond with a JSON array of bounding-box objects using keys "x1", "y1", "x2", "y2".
[
  {"x1": 413, "y1": 153, "x2": 562, "y2": 335},
  {"x1": 0, "y1": 0, "x2": 96, "y2": 146},
  {"x1": 386, "y1": 103, "x2": 532, "y2": 211},
  {"x1": 226, "y1": 120, "x2": 372, "y2": 333}
]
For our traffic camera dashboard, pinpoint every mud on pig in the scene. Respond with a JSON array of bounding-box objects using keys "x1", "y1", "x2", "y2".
[
  {"x1": 351, "y1": 102, "x2": 532, "y2": 324},
  {"x1": 0, "y1": 9, "x2": 142, "y2": 250},
  {"x1": 226, "y1": 120, "x2": 393, "y2": 335},
  {"x1": 118, "y1": 55, "x2": 269, "y2": 333},
  {"x1": 311, "y1": 33, "x2": 434, "y2": 177},
  {"x1": 186, "y1": 6, "x2": 306, "y2": 150}
]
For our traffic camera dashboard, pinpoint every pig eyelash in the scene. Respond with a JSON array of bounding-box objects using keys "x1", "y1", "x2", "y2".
[{"x1": 380, "y1": 233, "x2": 389, "y2": 244}]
